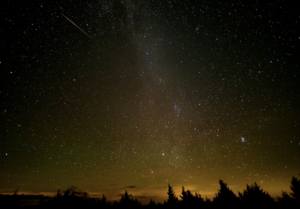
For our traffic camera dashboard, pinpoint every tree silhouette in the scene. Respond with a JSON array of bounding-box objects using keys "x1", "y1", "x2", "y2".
[
  {"x1": 56, "y1": 189, "x2": 61, "y2": 198},
  {"x1": 120, "y1": 190, "x2": 141, "y2": 208},
  {"x1": 213, "y1": 179, "x2": 239, "y2": 206},
  {"x1": 148, "y1": 199, "x2": 156, "y2": 207},
  {"x1": 120, "y1": 190, "x2": 130, "y2": 205},
  {"x1": 204, "y1": 196, "x2": 212, "y2": 207},
  {"x1": 239, "y1": 182, "x2": 274, "y2": 206},
  {"x1": 7, "y1": 178, "x2": 300, "y2": 208},
  {"x1": 100, "y1": 194, "x2": 107, "y2": 206},
  {"x1": 64, "y1": 189, "x2": 70, "y2": 197},
  {"x1": 180, "y1": 186, "x2": 204, "y2": 207},
  {"x1": 194, "y1": 192, "x2": 205, "y2": 205},
  {"x1": 180, "y1": 187, "x2": 187, "y2": 202},
  {"x1": 167, "y1": 184, "x2": 178, "y2": 205},
  {"x1": 14, "y1": 187, "x2": 18, "y2": 196},
  {"x1": 277, "y1": 191, "x2": 295, "y2": 207},
  {"x1": 290, "y1": 175, "x2": 300, "y2": 202}
]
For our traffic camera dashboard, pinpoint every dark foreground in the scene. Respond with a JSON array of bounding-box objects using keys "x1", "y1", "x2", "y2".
[{"x1": 1, "y1": 177, "x2": 299, "y2": 208}]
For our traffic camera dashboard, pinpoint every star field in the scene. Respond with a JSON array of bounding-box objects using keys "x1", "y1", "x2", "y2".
[{"x1": 1, "y1": 0, "x2": 300, "y2": 204}]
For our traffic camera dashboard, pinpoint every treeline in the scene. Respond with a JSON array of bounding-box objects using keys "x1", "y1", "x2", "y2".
[{"x1": 2, "y1": 175, "x2": 300, "y2": 208}]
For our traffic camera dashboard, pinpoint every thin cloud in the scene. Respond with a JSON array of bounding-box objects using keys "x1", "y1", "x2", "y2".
[
  {"x1": 135, "y1": 195, "x2": 148, "y2": 199},
  {"x1": 118, "y1": 194, "x2": 133, "y2": 198},
  {"x1": 124, "y1": 186, "x2": 138, "y2": 189}
]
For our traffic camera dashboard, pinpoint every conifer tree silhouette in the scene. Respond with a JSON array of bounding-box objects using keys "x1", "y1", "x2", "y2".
[
  {"x1": 120, "y1": 190, "x2": 130, "y2": 205},
  {"x1": 167, "y1": 184, "x2": 178, "y2": 205},
  {"x1": 64, "y1": 189, "x2": 70, "y2": 197},
  {"x1": 195, "y1": 192, "x2": 205, "y2": 205},
  {"x1": 120, "y1": 190, "x2": 141, "y2": 208},
  {"x1": 213, "y1": 179, "x2": 239, "y2": 206},
  {"x1": 238, "y1": 182, "x2": 274, "y2": 206},
  {"x1": 290, "y1": 175, "x2": 300, "y2": 202},
  {"x1": 56, "y1": 189, "x2": 61, "y2": 198},
  {"x1": 205, "y1": 196, "x2": 212, "y2": 207},
  {"x1": 101, "y1": 194, "x2": 107, "y2": 206},
  {"x1": 278, "y1": 191, "x2": 295, "y2": 207},
  {"x1": 148, "y1": 199, "x2": 156, "y2": 207},
  {"x1": 180, "y1": 187, "x2": 187, "y2": 202},
  {"x1": 180, "y1": 186, "x2": 204, "y2": 207}
]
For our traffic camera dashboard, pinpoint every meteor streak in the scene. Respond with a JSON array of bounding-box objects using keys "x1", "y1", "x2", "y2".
[{"x1": 61, "y1": 13, "x2": 93, "y2": 40}]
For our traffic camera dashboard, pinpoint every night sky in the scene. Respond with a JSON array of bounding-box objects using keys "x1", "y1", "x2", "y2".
[{"x1": 1, "y1": 0, "x2": 300, "y2": 204}]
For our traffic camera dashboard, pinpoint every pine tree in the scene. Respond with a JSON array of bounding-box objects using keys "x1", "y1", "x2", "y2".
[
  {"x1": 239, "y1": 182, "x2": 274, "y2": 206},
  {"x1": 120, "y1": 191, "x2": 130, "y2": 205},
  {"x1": 124, "y1": 191, "x2": 129, "y2": 200},
  {"x1": 213, "y1": 179, "x2": 239, "y2": 206},
  {"x1": 56, "y1": 189, "x2": 61, "y2": 198},
  {"x1": 148, "y1": 199, "x2": 156, "y2": 206},
  {"x1": 278, "y1": 191, "x2": 292, "y2": 203},
  {"x1": 101, "y1": 194, "x2": 107, "y2": 206},
  {"x1": 180, "y1": 187, "x2": 187, "y2": 202},
  {"x1": 167, "y1": 184, "x2": 178, "y2": 205},
  {"x1": 290, "y1": 175, "x2": 300, "y2": 202}
]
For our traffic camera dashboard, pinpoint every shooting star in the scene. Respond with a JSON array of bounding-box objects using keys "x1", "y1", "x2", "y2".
[{"x1": 61, "y1": 13, "x2": 93, "y2": 40}]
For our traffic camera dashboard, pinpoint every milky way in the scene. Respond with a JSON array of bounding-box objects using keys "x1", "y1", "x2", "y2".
[{"x1": 1, "y1": 0, "x2": 299, "y2": 204}]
